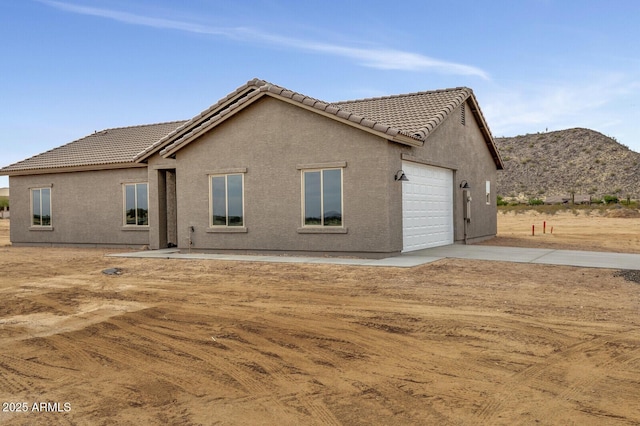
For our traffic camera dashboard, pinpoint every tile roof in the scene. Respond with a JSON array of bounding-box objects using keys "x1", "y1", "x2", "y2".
[
  {"x1": 333, "y1": 88, "x2": 502, "y2": 168},
  {"x1": 0, "y1": 121, "x2": 186, "y2": 174},
  {"x1": 1, "y1": 78, "x2": 502, "y2": 173},
  {"x1": 333, "y1": 87, "x2": 473, "y2": 140}
]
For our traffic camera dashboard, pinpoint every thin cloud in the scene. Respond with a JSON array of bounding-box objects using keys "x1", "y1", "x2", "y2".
[
  {"x1": 38, "y1": 0, "x2": 489, "y2": 79},
  {"x1": 484, "y1": 73, "x2": 636, "y2": 138}
]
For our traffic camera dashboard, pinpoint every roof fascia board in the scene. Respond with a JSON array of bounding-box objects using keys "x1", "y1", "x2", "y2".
[{"x1": 1, "y1": 162, "x2": 147, "y2": 176}]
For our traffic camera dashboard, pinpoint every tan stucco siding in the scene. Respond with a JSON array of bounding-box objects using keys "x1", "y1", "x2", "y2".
[
  {"x1": 171, "y1": 97, "x2": 398, "y2": 254},
  {"x1": 9, "y1": 168, "x2": 150, "y2": 247},
  {"x1": 397, "y1": 101, "x2": 498, "y2": 243}
]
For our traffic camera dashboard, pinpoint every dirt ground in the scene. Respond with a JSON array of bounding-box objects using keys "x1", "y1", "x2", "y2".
[
  {"x1": 0, "y1": 216, "x2": 639, "y2": 425},
  {"x1": 482, "y1": 209, "x2": 640, "y2": 253}
]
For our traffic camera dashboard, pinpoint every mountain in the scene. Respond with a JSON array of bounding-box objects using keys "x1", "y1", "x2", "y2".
[{"x1": 494, "y1": 128, "x2": 640, "y2": 200}]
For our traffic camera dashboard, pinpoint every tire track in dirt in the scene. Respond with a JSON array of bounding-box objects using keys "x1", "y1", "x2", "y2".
[
  {"x1": 0, "y1": 358, "x2": 33, "y2": 394},
  {"x1": 475, "y1": 329, "x2": 640, "y2": 423},
  {"x1": 100, "y1": 309, "x2": 311, "y2": 422},
  {"x1": 165, "y1": 312, "x2": 363, "y2": 425},
  {"x1": 0, "y1": 351, "x2": 66, "y2": 402},
  {"x1": 259, "y1": 315, "x2": 472, "y2": 422},
  {"x1": 211, "y1": 325, "x2": 342, "y2": 424},
  {"x1": 81, "y1": 335, "x2": 213, "y2": 398},
  {"x1": 58, "y1": 316, "x2": 218, "y2": 401},
  {"x1": 530, "y1": 332, "x2": 640, "y2": 422}
]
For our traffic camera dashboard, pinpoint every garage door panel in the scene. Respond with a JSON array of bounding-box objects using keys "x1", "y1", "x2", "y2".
[{"x1": 402, "y1": 162, "x2": 453, "y2": 252}]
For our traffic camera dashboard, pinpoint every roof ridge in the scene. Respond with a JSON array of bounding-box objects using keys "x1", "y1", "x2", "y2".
[{"x1": 333, "y1": 87, "x2": 471, "y2": 104}]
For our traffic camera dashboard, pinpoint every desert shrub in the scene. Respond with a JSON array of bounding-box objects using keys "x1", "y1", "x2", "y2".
[
  {"x1": 528, "y1": 198, "x2": 544, "y2": 206},
  {"x1": 496, "y1": 196, "x2": 509, "y2": 206},
  {"x1": 0, "y1": 196, "x2": 8, "y2": 209},
  {"x1": 603, "y1": 195, "x2": 619, "y2": 204}
]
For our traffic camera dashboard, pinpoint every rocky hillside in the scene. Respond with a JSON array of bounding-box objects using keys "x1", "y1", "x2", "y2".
[{"x1": 495, "y1": 128, "x2": 640, "y2": 200}]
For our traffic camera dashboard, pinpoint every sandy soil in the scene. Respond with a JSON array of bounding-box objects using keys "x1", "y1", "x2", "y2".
[
  {"x1": 483, "y1": 209, "x2": 640, "y2": 253},
  {"x1": 0, "y1": 217, "x2": 639, "y2": 425},
  {"x1": 0, "y1": 219, "x2": 9, "y2": 247}
]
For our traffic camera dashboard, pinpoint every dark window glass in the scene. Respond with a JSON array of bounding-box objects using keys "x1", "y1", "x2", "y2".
[
  {"x1": 211, "y1": 176, "x2": 227, "y2": 226},
  {"x1": 125, "y1": 183, "x2": 148, "y2": 226},
  {"x1": 304, "y1": 171, "x2": 322, "y2": 225},
  {"x1": 32, "y1": 189, "x2": 41, "y2": 226},
  {"x1": 227, "y1": 174, "x2": 243, "y2": 226},
  {"x1": 31, "y1": 188, "x2": 51, "y2": 226},
  {"x1": 41, "y1": 188, "x2": 51, "y2": 226},
  {"x1": 125, "y1": 184, "x2": 137, "y2": 225},
  {"x1": 136, "y1": 183, "x2": 148, "y2": 226},
  {"x1": 304, "y1": 169, "x2": 342, "y2": 226},
  {"x1": 322, "y1": 169, "x2": 342, "y2": 226},
  {"x1": 211, "y1": 174, "x2": 244, "y2": 227}
]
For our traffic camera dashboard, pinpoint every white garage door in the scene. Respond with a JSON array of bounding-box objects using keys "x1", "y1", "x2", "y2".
[{"x1": 402, "y1": 162, "x2": 454, "y2": 252}]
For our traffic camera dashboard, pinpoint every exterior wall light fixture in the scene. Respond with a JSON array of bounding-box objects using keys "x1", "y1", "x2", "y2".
[{"x1": 394, "y1": 170, "x2": 409, "y2": 181}]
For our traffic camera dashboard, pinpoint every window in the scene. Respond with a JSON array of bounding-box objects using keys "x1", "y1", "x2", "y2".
[
  {"x1": 210, "y1": 174, "x2": 243, "y2": 227},
  {"x1": 124, "y1": 183, "x2": 148, "y2": 226},
  {"x1": 31, "y1": 188, "x2": 51, "y2": 226},
  {"x1": 486, "y1": 180, "x2": 491, "y2": 205},
  {"x1": 302, "y1": 169, "x2": 342, "y2": 226}
]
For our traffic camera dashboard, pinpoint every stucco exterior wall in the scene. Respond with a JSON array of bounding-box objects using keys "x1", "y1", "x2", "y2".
[
  {"x1": 9, "y1": 168, "x2": 150, "y2": 247},
  {"x1": 170, "y1": 97, "x2": 399, "y2": 255},
  {"x1": 394, "y1": 101, "x2": 499, "y2": 243}
]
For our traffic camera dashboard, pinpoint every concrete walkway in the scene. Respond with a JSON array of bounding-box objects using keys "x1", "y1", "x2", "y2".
[{"x1": 108, "y1": 245, "x2": 640, "y2": 270}]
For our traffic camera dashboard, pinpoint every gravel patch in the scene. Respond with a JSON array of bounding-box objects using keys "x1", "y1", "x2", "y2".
[{"x1": 614, "y1": 270, "x2": 640, "y2": 284}]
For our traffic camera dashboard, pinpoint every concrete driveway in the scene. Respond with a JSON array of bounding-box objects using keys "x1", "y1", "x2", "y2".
[
  {"x1": 404, "y1": 244, "x2": 640, "y2": 270},
  {"x1": 109, "y1": 244, "x2": 640, "y2": 270}
]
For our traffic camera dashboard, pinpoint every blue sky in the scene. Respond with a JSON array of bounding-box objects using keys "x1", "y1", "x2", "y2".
[{"x1": 1, "y1": 0, "x2": 639, "y2": 188}]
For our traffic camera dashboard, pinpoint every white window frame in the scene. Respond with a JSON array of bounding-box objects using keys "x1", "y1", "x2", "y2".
[
  {"x1": 123, "y1": 182, "x2": 149, "y2": 227},
  {"x1": 30, "y1": 187, "x2": 52, "y2": 227},
  {"x1": 301, "y1": 168, "x2": 344, "y2": 228},
  {"x1": 209, "y1": 173, "x2": 245, "y2": 228}
]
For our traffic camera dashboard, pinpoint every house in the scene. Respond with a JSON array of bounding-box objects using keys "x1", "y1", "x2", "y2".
[
  {"x1": 0, "y1": 187, "x2": 8, "y2": 219},
  {"x1": 0, "y1": 78, "x2": 503, "y2": 257}
]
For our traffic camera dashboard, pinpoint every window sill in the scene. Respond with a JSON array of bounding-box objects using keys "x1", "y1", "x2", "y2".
[
  {"x1": 121, "y1": 226, "x2": 150, "y2": 231},
  {"x1": 297, "y1": 227, "x2": 348, "y2": 234},
  {"x1": 29, "y1": 226, "x2": 54, "y2": 232},
  {"x1": 207, "y1": 227, "x2": 248, "y2": 233}
]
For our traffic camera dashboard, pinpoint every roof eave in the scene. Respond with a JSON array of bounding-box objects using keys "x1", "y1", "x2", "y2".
[{"x1": 0, "y1": 162, "x2": 146, "y2": 176}]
